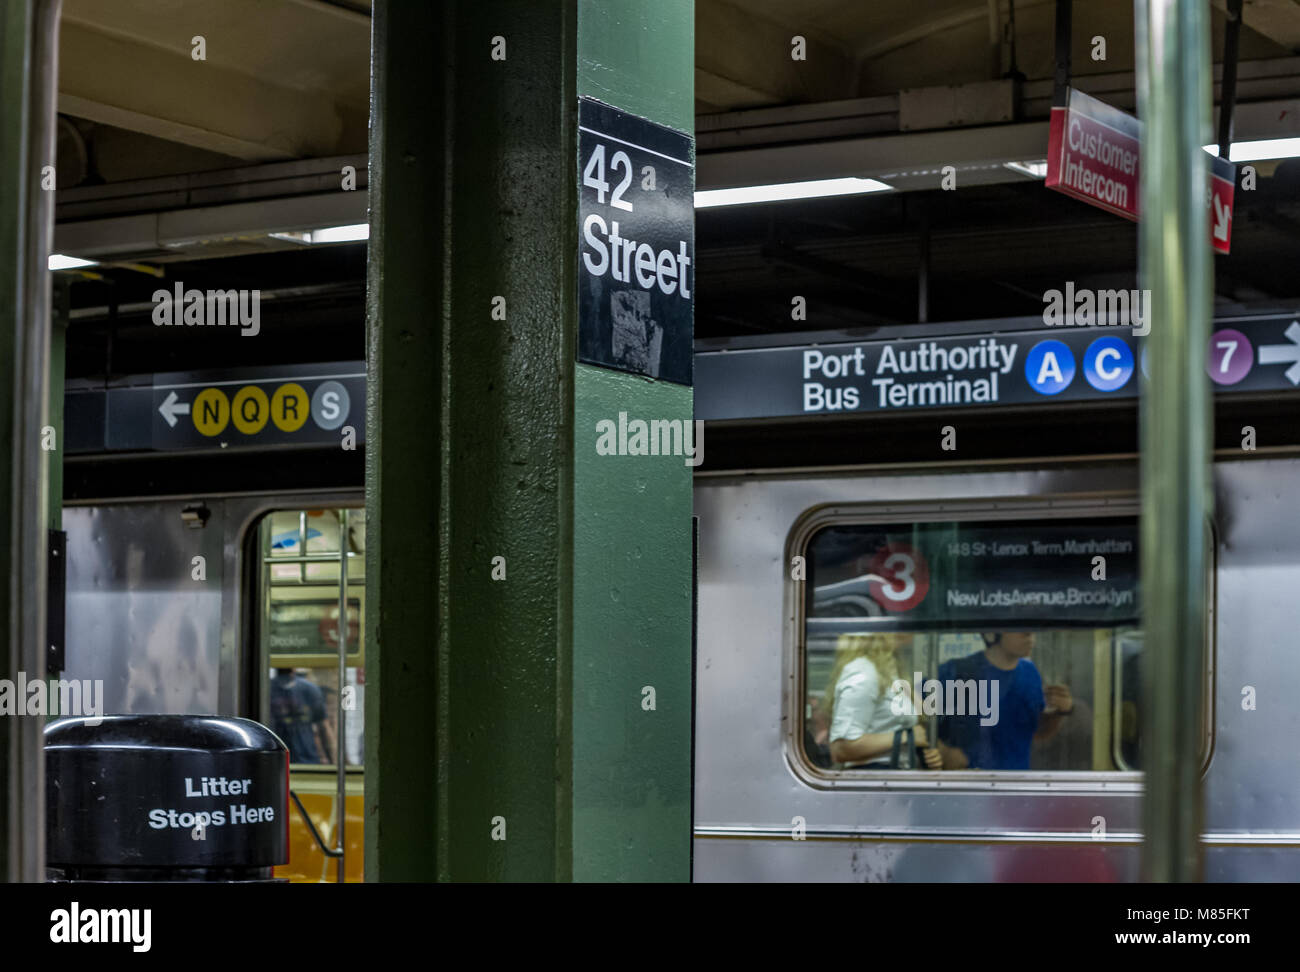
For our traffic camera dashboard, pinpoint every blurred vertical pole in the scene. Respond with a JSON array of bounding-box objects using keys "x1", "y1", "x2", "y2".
[
  {"x1": 1134, "y1": 0, "x2": 1212, "y2": 882},
  {"x1": 0, "y1": 0, "x2": 59, "y2": 883}
]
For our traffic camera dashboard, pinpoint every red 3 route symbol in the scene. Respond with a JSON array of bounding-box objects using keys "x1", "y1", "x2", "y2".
[{"x1": 866, "y1": 543, "x2": 930, "y2": 613}]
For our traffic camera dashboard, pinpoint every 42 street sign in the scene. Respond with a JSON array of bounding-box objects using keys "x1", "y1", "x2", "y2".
[{"x1": 578, "y1": 97, "x2": 694, "y2": 385}]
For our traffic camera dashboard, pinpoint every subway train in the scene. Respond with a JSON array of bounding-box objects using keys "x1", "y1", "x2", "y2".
[{"x1": 58, "y1": 310, "x2": 1300, "y2": 882}]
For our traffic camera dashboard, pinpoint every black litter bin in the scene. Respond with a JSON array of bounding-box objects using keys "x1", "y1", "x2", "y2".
[{"x1": 46, "y1": 714, "x2": 289, "y2": 882}]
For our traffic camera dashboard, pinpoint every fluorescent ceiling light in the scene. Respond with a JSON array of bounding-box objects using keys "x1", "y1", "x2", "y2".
[
  {"x1": 309, "y1": 223, "x2": 369, "y2": 243},
  {"x1": 1204, "y1": 137, "x2": 1300, "y2": 162},
  {"x1": 694, "y1": 177, "x2": 892, "y2": 208},
  {"x1": 1004, "y1": 160, "x2": 1048, "y2": 179},
  {"x1": 268, "y1": 223, "x2": 370, "y2": 245},
  {"x1": 48, "y1": 254, "x2": 97, "y2": 270}
]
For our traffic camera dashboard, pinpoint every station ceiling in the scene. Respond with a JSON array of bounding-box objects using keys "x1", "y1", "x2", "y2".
[
  {"x1": 49, "y1": 0, "x2": 1300, "y2": 367},
  {"x1": 55, "y1": 0, "x2": 1296, "y2": 179}
]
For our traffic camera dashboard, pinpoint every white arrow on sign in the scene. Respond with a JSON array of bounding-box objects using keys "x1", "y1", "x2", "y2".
[
  {"x1": 1213, "y1": 192, "x2": 1231, "y2": 242},
  {"x1": 158, "y1": 390, "x2": 191, "y2": 427},
  {"x1": 1259, "y1": 321, "x2": 1300, "y2": 386}
]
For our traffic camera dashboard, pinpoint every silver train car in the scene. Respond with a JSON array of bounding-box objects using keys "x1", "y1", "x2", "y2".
[
  {"x1": 58, "y1": 381, "x2": 1300, "y2": 883},
  {"x1": 693, "y1": 455, "x2": 1299, "y2": 881}
]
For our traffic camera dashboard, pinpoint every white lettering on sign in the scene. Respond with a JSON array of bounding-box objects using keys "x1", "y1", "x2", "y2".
[
  {"x1": 184, "y1": 776, "x2": 251, "y2": 797},
  {"x1": 147, "y1": 805, "x2": 276, "y2": 829},
  {"x1": 582, "y1": 215, "x2": 691, "y2": 298},
  {"x1": 799, "y1": 338, "x2": 1019, "y2": 414},
  {"x1": 1066, "y1": 117, "x2": 1137, "y2": 174},
  {"x1": 146, "y1": 776, "x2": 273, "y2": 829}
]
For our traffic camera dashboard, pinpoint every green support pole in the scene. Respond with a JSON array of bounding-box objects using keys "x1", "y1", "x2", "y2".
[
  {"x1": 46, "y1": 278, "x2": 65, "y2": 719},
  {"x1": 47, "y1": 279, "x2": 65, "y2": 536},
  {"x1": 1135, "y1": 0, "x2": 1213, "y2": 882},
  {"x1": 366, "y1": 0, "x2": 694, "y2": 881},
  {"x1": 0, "y1": 0, "x2": 59, "y2": 883}
]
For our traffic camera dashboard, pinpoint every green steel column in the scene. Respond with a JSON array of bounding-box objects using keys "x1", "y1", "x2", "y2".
[
  {"x1": 366, "y1": 0, "x2": 694, "y2": 881},
  {"x1": 1135, "y1": 0, "x2": 1212, "y2": 882},
  {"x1": 0, "y1": 0, "x2": 59, "y2": 882},
  {"x1": 573, "y1": 0, "x2": 694, "y2": 882}
]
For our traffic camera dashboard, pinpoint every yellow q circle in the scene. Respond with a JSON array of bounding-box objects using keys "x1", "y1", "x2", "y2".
[
  {"x1": 231, "y1": 385, "x2": 270, "y2": 435},
  {"x1": 192, "y1": 388, "x2": 229, "y2": 437},
  {"x1": 271, "y1": 383, "x2": 309, "y2": 432}
]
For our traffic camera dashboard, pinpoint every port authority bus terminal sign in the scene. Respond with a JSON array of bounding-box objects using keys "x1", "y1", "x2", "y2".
[
  {"x1": 694, "y1": 315, "x2": 1300, "y2": 420},
  {"x1": 1046, "y1": 87, "x2": 1236, "y2": 254},
  {"x1": 807, "y1": 518, "x2": 1140, "y2": 632},
  {"x1": 578, "y1": 97, "x2": 694, "y2": 385}
]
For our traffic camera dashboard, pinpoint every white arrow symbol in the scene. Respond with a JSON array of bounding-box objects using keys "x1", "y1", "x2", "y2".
[
  {"x1": 1259, "y1": 320, "x2": 1300, "y2": 385},
  {"x1": 1213, "y1": 192, "x2": 1231, "y2": 242},
  {"x1": 158, "y1": 390, "x2": 191, "y2": 427}
]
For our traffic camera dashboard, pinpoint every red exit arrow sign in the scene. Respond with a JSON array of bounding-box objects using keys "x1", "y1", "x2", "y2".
[{"x1": 1046, "y1": 88, "x2": 1236, "y2": 254}]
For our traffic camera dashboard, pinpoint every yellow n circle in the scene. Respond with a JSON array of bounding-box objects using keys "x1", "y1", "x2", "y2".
[{"x1": 192, "y1": 388, "x2": 229, "y2": 437}]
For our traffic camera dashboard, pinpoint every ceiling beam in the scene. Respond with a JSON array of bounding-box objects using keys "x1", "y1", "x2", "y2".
[
  {"x1": 57, "y1": 21, "x2": 344, "y2": 160},
  {"x1": 696, "y1": 0, "x2": 854, "y2": 108},
  {"x1": 1212, "y1": 0, "x2": 1300, "y2": 52},
  {"x1": 856, "y1": 0, "x2": 1055, "y2": 62}
]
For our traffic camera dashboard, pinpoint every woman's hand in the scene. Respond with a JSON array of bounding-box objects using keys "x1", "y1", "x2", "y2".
[{"x1": 919, "y1": 746, "x2": 943, "y2": 770}]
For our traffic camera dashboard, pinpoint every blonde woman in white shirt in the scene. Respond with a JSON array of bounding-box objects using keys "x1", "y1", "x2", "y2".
[{"x1": 825, "y1": 632, "x2": 942, "y2": 769}]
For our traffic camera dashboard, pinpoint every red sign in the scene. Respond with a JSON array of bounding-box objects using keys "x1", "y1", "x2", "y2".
[
  {"x1": 1208, "y1": 157, "x2": 1235, "y2": 253},
  {"x1": 1046, "y1": 88, "x2": 1236, "y2": 254},
  {"x1": 866, "y1": 543, "x2": 930, "y2": 613}
]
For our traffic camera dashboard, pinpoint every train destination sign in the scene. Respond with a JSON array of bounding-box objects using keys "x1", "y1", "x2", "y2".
[
  {"x1": 807, "y1": 518, "x2": 1139, "y2": 632},
  {"x1": 578, "y1": 97, "x2": 694, "y2": 385},
  {"x1": 694, "y1": 315, "x2": 1300, "y2": 421},
  {"x1": 1046, "y1": 87, "x2": 1236, "y2": 254}
]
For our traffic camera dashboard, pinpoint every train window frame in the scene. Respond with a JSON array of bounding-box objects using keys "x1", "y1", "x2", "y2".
[
  {"x1": 249, "y1": 505, "x2": 366, "y2": 775},
  {"x1": 783, "y1": 494, "x2": 1217, "y2": 793}
]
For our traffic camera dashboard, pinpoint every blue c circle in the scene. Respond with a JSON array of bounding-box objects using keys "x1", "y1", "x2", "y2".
[
  {"x1": 1024, "y1": 340, "x2": 1076, "y2": 395},
  {"x1": 1083, "y1": 336, "x2": 1134, "y2": 392}
]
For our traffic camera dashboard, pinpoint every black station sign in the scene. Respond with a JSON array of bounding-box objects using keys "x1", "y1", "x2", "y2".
[
  {"x1": 578, "y1": 97, "x2": 694, "y2": 385},
  {"x1": 696, "y1": 314, "x2": 1300, "y2": 420},
  {"x1": 807, "y1": 518, "x2": 1140, "y2": 632},
  {"x1": 66, "y1": 361, "x2": 366, "y2": 454}
]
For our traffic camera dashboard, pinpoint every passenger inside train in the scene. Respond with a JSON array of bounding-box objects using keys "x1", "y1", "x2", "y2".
[
  {"x1": 270, "y1": 668, "x2": 334, "y2": 765},
  {"x1": 934, "y1": 632, "x2": 1074, "y2": 771},
  {"x1": 824, "y1": 633, "x2": 942, "y2": 770},
  {"x1": 805, "y1": 515, "x2": 1154, "y2": 773}
]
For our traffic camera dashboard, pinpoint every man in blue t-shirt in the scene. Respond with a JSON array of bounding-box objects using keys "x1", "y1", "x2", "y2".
[
  {"x1": 270, "y1": 668, "x2": 334, "y2": 764},
  {"x1": 936, "y1": 632, "x2": 1073, "y2": 770}
]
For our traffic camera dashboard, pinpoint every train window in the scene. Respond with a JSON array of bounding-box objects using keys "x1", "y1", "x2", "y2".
[
  {"x1": 255, "y1": 508, "x2": 365, "y2": 770},
  {"x1": 800, "y1": 513, "x2": 1208, "y2": 775}
]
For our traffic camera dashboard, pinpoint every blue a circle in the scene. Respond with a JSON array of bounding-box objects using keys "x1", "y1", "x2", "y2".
[
  {"x1": 1024, "y1": 340, "x2": 1076, "y2": 395},
  {"x1": 1083, "y1": 336, "x2": 1134, "y2": 392}
]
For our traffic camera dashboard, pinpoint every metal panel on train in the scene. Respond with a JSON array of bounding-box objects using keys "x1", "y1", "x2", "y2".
[{"x1": 694, "y1": 459, "x2": 1300, "y2": 882}]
